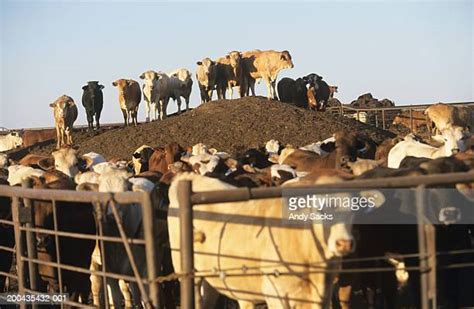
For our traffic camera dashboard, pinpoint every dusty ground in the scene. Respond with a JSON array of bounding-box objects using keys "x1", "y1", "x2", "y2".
[{"x1": 30, "y1": 96, "x2": 396, "y2": 159}]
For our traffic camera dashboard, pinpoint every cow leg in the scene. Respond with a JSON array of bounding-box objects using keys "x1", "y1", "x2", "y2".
[
  {"x1": 237, "y1": 300, "x2": 255, "y2": 309},
  {"x1": 121, "y1": 109, "x2": 128, "y2": 126},
  {"x1": 264, "y1": 77, "x2": 273, "y2": 100},
  {"x1": 229, "y1": 85, "x2": 234, "y2": 99},
  {"x1": 55, "y1": 127, "x2": 61, "y2": 148},
  {"x1": 249, "y1": 78, "x2": 256, "y2": 96},
  {"x1": 161, "y1": 97, "x2": 169, "y2": 120},
  {"x1": 177, "y1": 96, "x2": 182, "y2": 114},
  {"x1": 86, "y1": 111, "x2": 93, "y2": 131},
  {"x1": 145, "y1": 100, "x2": 151, "y2": 122},
  {"x1": 185, "y1": 96, "x2": 190, "y2": 111},
  {"x1": 108, "y1": 278, "x2": 124, "y2": 308},
  {"x1": 95, "y1": 110, "x2": 101, "y2": 130},
  {"x1": 270, "y1": 80, "x2": 277, "y2": 100},
  {"x1": 119, "y1": 280, "x2": 133, "y2": 308},
  {"x1": 207, "y1": 89, "x2": 213, "y2": 102}
]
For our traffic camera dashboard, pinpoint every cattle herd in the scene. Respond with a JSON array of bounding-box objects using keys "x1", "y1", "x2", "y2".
[{"x1": 1, "y1": 49, "x2": 474, "y2": 308}]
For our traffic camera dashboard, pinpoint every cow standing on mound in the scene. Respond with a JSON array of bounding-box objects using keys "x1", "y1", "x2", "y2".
[
  {"x1": 196, "y1": 58, "x2": 217, "y2": 104},
  {"x1": 241, "y1": 49, "x2": 294, "y2": 99},
  {"x1": 112, "y1": 79, "x2": 141, "y2": 126},
  {"x1": 277, "y1": 77, "x2": 309, "y2": 108},
  {"x1": 49, "y1": 95, "x2": 78, "y2": 148},
  {"x1": 303, "y1": 73, "x2": 330, "y2": 111},
  {"x1": 81, "y1": 81, "x2": 104, "y2": 130}
]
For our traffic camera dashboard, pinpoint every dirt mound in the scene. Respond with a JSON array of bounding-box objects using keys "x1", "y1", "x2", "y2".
[
  {"x1": 350, "y1": 93, "x2": 395, "y2": 108},
  {"x1": 30, "y1": 96, "x2": 396, "y2": 159}
]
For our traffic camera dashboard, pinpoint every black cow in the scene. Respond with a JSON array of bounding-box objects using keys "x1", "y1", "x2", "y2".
[
  {"x1": 82, "y1": 81, "x2": 104, "y2": 130},
  {"x1": 303, "y1": 73, "x2": 330, "y2": 111},
  {"x1": 277, "y1": 77, "x2": 309, "y2": 108}
]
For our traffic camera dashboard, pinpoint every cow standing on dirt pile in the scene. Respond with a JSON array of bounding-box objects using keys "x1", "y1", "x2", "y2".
[
  {"x1": 241, "y1": 49, "x2": 294, "y2": 99},
  {"x1": 215, "y1": 51, "x2": 244, "y2": 100},
  {"x1": 303, "y1": 73, "x2": 330, "y2": 111},
  {"x1": 277, "y1": 77, "x2": 309, "y2": 108},
  {"x1": 140, "y1": 71, "x2": 160, "y2": 122},
  {"x1": 81, "y1": 81, "x2": 104, "y2": 130},
  {"x1": 196, "y1": 58, "x2": 217, "y2": 104},
  {"x1": 49, "y1": 95, "x2": 78, "y2": 148},
  {"x1": 112, "y1": 79, "x2": 141, "y2": 126},
  {"x1": 168, "y1": 68, "x2": 193, "y2": 113}
]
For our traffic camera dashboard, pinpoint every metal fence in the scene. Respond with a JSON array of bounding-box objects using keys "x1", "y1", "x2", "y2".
[
  {"x1": 176, "y1": 171, "x2": 474, "y2": 309},
  {"x1": 0, "y1": 182, "x2": 164, "y2": 309},
  {"x1": 327, "y1": 101, "x2": 474, "y2": 131},
  {"x1": 1, "y1": 171, "x2": 474, "y2": 308}
]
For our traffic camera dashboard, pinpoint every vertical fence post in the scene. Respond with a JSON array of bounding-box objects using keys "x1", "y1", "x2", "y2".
[
  {"x1": 178, "y1": 180, "x2": 195, "y2": 309},
  {"x1": 21, "y1": 179, "x2": 38, "y2": 306},
  {"x1": 11, "y1": 196, "x2": 26, "y2": 309},
  {"x1": 426, "y1": 222, "x2": 437, "y2": 308},
  {"x1": 142, "y1": 192, "x2": 160, "y2": 308},
  {"x1": 409, "y1": 108, "x2": 414, "y2": 133},
  {"x1": 382, "y1": 109, "x2": 386, "y2": 130},
  {"x1": 416, "y1": 185, "x2": 430, "y2": 309}
]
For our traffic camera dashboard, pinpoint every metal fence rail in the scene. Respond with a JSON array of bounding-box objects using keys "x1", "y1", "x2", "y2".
[{"x1": 176, "y1": 171, "x2": 474, "y2": 309}]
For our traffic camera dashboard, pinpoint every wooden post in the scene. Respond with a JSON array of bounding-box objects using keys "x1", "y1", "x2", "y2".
[
  {"x1": 11, "y1": 196, "x2": 26, "y2": 309},
  {"x1": 409, "y1": 108, "x2": 414, "y2": 133},
  {"x1": 178, "y1": 180, "x2": 195, "y2": 309},
  {"x1": 382, "y1": 109, "x2": 386, "y2": 130}
]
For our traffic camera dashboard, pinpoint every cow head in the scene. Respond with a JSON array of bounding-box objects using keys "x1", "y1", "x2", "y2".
[
  {"x1": 334, "y1": 131, "x2": 367, "y2": 170},
  {"x1": 49, "y1": 95, "x2": 75, "y2": 123},
  {"x1": 6, "y1": 132, "x2": 23, "y2": 148},
  {"x1": 82, "y1": 81, "x2": 104, "y2": 99},
  {"x1": 226, "y1": 51, "x2": 243, "y2": 74},
  {"x1": 439, "y1": 126, "x2": 470, "y2": 155},
  {"x1": 132, "y1": 145, "x2": 155, "y2": 174},
  {"x1": 280, "y1": 50, "x2": 294, "y2": 69},
  {"x1": 197, "y1": 58, "x2": 216, "y2": 75},
  {"x1": 139, "y1": 70, "x2": 159, "y2": 91},
  {"x1": 112, "y1": 79, "x2": 135, "y2": 96},
  {"x1": 38, "y1": 147, "x2": 87, "y2": 178}
]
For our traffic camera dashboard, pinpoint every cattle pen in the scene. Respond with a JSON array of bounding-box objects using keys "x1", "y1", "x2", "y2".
[
  {"x1": 1, "y1": 172, "x2": 474, "y2": 308},
  {"x1": 327, "y1": 100, "x2": 474, "y2": 131}
]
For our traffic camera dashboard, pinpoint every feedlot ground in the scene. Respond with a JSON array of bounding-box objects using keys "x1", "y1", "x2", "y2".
[{"x1": 29, "y1": 96, "x2": 396, "y2": 159}]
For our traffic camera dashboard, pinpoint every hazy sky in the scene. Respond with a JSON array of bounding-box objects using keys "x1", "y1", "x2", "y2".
[{"x1": 1, "y1": 0, "x2": 472, "y2": 129}]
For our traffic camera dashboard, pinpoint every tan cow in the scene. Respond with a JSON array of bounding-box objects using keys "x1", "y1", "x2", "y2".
[
  {"x1": 215, "y1": 51, "x2": 243, "y2": 99},
  {"x1": 168, "y1": 173, "x2": 354, "y2": 308},
  {"x1": 196, "y1": 58, "x2": 217, "y2": 104},
  {"x1": 424, "y1": 103, "x2": 470, "y2": 134},
  {"x1": 139, "y1": 70, "x2": 160, "y2": 122},
  {"x1": 392, "y1": 110, "x2": 430, "y2": 133},
  {"x1": 112, "y1": 79, "x2": 141, "y2": 126},
  {"x1": 241, "y1": 49, "x2": 294, "y2": 99},
  {"x1": 49, "y1": 95, "x2": 78, "y2": 148}
]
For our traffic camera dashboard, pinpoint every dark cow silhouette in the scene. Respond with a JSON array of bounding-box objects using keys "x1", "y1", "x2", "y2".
[{"x1": 82, "y1": 81, "x2": 104, "y2": 130}]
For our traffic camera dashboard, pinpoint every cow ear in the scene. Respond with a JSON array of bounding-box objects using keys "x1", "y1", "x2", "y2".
[
  {"x1": 210, "y1": 60, "x2": 215, "y2": 66},
  {"x1": 112, "y1": 81, "x2": 117, "y2": 86},
  {"x1": 38, "y1": 157, "x2": 55, "y2": 171},
  {"x1": 99, "y1": 84, "x2": 104, "y2": 89},
  {"x1": 226, "y1": 55, "x2": 230, "y2": 59},
  {"x1": 49, "y1": 103, "x2": 56, "y2": 108},
  {"x1": 196, "y1": 61, "x2": 202, "y2": 65},
  {"x1": 82, "y1": 85, "x2": 88, "y2": 90},
  {"x1": 139, "y1": 73, "x2": 145, "y2": 79},
  {"x1": 280, "y1": 54, "x2": 287, "y2": 61}
]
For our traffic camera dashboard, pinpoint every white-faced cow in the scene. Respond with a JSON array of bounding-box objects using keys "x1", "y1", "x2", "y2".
[
  {"x1": 49, "y1": 95, "x2": 78, "y2": 148},
  {"x1": 196, "y1": 58, "x2": 217, "y2": 104}
]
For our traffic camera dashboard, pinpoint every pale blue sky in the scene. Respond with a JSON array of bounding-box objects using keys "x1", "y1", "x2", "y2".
[{"x1": 1, "y1": 0, "x2": 473, "y2": 129}]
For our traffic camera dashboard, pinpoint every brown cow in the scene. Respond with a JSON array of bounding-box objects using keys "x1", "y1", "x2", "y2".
[
  {"x1": 392, "y1": 110, "x2": 430, "y2": 133},
  {"x1": 49, "y1": 95, "x2": 78, "y2": 148},
  {"x1": 112, "y1": 79, "x2": 141, "y2": 126},
  {"x1": 21, "y1": 129, "x2": 56, "y2": 147},
  {"x1": 241, "y1": 49, "x2": 294, "y2": 99},
  {"x1": 148, "y1": 142, "x2": 184, "y2": 174}
]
